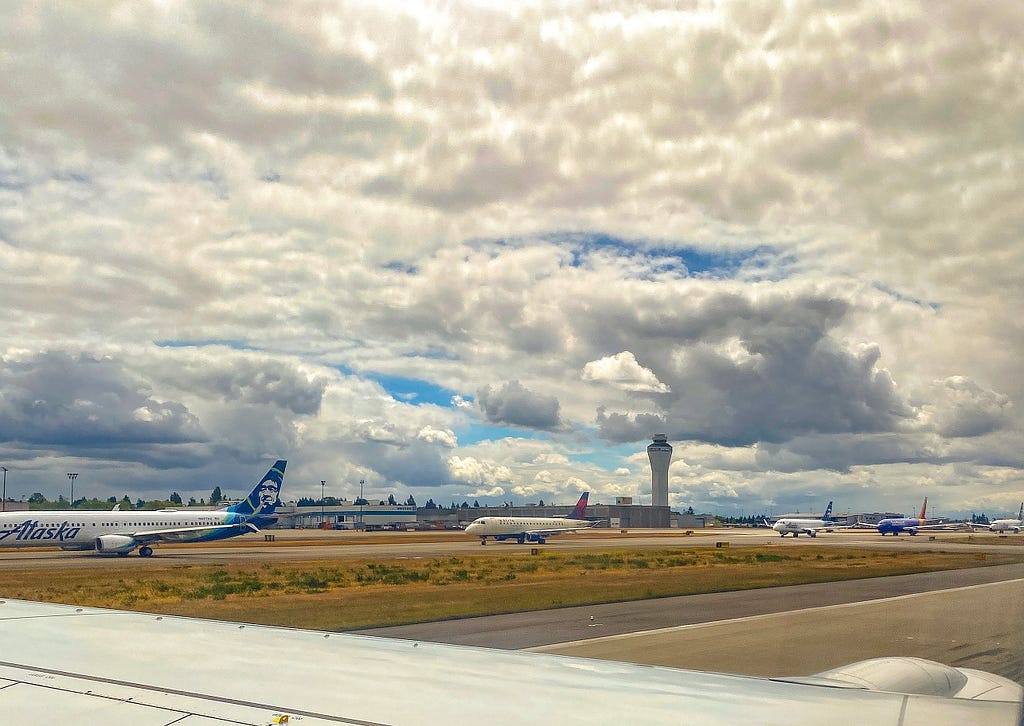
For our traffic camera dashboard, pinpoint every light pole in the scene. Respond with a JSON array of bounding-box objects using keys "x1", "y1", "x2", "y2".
[
  {"x1": 320, "y1": 480, "x2": 326, "y2": 528},
  {"x1": 67, "y1": 472, "x2": 78, "y2": 507},
  {"x1": 1, "y1": 466, "x2": 7, "y2": 512},
  {"x1": 359, "y1": 479, "x2": 365, "y2": 528}
]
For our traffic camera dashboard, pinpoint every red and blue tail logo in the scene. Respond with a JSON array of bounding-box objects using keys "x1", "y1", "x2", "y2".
[{"x1": 570, "y1": 492, "x2": 589, "y2": 520}]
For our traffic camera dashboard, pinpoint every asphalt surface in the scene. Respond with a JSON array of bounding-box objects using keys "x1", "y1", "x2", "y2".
[{"x1": 1, "y1": 527, "x2": 1021, "y2": 569}]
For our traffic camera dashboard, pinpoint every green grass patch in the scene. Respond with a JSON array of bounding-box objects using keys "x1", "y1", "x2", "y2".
[{"x1": 4, "y1": 546, "x2": 1023, "y2": 631}]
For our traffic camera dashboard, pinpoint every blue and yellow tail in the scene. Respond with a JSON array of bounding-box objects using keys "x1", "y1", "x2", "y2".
[
  {"x1": 570, "y1": 492, "x2": 589, "y2": 520},
  {"x1": 227, "y1": 460, "x2": 287, "y2": 516}
]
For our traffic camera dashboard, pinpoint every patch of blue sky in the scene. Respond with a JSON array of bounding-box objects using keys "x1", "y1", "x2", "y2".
[
  {"x1": 155, "y1": 339, "x2": 253, "y2": 350},
  {"x1": 382, "y1": 260, "x2": 418, "y2": 274},
  {"x1": 873, "y1": 282, "x2": 941, "y2": 311},
  {"x1": 456, "y1": 422, "x2": 549, "y2": 446},
  {"x1": 338, "y1": 367, "x2": 459, "y2": 407},
  {"x1": 401, "y1": 348, "x2": 459, "y2": 362},
  {"x1": 52, "y1": 170, "x2": 92, "y2": 184},
  {"x1": 565, "y1": 441, "x2": 640, "y2": 471},
  {"x1": 481, "y1": 230, "x2": 779, "y2": 280}
]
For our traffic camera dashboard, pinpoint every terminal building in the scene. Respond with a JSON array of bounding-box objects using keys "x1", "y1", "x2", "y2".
[{"x1": 277, "y1": 502, "x2": 417, "y2": 530}]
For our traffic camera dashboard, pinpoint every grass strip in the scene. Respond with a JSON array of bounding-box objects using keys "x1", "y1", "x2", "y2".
[{"x1": 5, "y1": 546, "x2": 1021, "y2": 631}]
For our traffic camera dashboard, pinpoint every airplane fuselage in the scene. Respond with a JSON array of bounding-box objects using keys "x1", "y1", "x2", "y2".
[
  {"x1": 989, "y1": 518, "x2": 1022, "y2": 534},
  {"x1": 464, "y1": 516, "x2": 591, "y2": 544},
  {"x1": 0, "y1": 509, "x2": 254, "y2": 554},
  {"x1": 876, "y1": 517, "x2": 923, "y2": 535},
  {"x1": 772, "y1": 518, "x2": 832, "y2": 537}
]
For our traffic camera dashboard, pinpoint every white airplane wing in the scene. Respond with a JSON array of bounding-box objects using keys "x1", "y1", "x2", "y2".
[
  {"x1": 0, "y1": 599, "x2": 1020, "y2": 725},
  {"x1": 523, "y1": 523, "x2": 596, "y2": 537},
  {"x1": 911, "y1": 522, "x2": 971, "y2": 532},
  {"x1": 131, "y1": 522, "x2": 258, "y2": 544}
]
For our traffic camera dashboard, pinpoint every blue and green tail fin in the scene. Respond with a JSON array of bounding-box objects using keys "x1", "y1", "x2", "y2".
[{"x1": 227, "y1": 460, "x2": 287, "y2": 516}]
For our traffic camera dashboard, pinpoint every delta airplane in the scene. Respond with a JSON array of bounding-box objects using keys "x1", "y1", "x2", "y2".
[
  {"x1": 1, "y1": 598, "x2": 1021, "y2": 723},
  {"x1": 0, "y1": 460, "x2": 286, "y2": 557},
  {"x1": 978, "y1": 503, "x2": 1023, "y2": 534},
  {"x1": 875, "y1": 497, "x2": 957, "y2": 536},
  {"x1": 770, "y1": 501, "x2": 836, "y2": 537},
  {"x1": 465, "y1": 492, "x2": 595, "y2": 544}
]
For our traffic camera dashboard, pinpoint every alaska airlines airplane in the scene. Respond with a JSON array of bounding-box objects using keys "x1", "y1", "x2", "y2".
[
  {"x1": 770, "y1": 501, "x2": 835, "y2": 537},
  {"x1": 0, "y1": 598, "x2": 1020, "y2": 723},
  {"x1": 875, "y1": 497, "x2": 954, "y2": 536},
  {"x1": 464, "y1": 492, "x2": 594, "y2": 544},
  {"x1": 980, "y1": 503, "x2": 1023, "y2": 534},
  {"x1": 0, "y1": 460, "x2": 286, "y2": 557}
]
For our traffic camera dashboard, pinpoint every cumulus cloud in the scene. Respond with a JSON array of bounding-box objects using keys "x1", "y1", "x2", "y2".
[
  {"x1": 921, "y1": 377, "x2": 1011, "y2": 438},
  {"x1": 477, "y1": 380, "x2": 562, "y2": 430},
  {"x1": 417, "y1": 425, "x2": 457, "y2": 447},
  {"x1": 594, "y1": 292, "x2": 914, "y2": 446},
  {"x1": 0, "y1": 351, "x2": 202, "y2": 448},
  {"x1": 582, "y1": 351, "x2": 670, "y2": 393}
]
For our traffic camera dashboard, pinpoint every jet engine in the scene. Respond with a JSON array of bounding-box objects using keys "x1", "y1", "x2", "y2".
[{"x1": 94, "y1": 535, "x2": 137, "y2": 554}]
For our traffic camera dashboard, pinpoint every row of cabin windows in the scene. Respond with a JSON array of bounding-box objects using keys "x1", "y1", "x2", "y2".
[{"x1": 2, "y1": 520, "x2": 218, "y2": 528}]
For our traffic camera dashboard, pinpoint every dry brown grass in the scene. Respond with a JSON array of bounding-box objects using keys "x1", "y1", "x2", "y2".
[{"x1": 7, "y1": 546, "x2": 1021, "y2": 631}]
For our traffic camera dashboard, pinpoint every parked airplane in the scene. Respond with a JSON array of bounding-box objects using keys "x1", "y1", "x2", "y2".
[
  {"x1": 769, "y1": 501, "x2": 835, "y2": 537},
  {"x1": 0, "y1": 598, "x2": 1020, "y2": 723},
  {"x1": 978, "y1": 503, "x2": 1023, "y2": 534},
  {"x1": 875, "y1": 497, "x2": 955, "y2": 536},
  {"x1": 464, "y1": 492, "x2": 594, "y2": 544},
  {"x1": 0, "y1": 460, "x2": 286, "y2": 557}
]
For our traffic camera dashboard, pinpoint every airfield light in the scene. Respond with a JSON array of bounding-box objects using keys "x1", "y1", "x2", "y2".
[
  {"x1": 67, "y1": 472, "x2": 78, "y2": 507},
  {"x1": 321, "y1": 480, "x2": 326, "y2": 527}
]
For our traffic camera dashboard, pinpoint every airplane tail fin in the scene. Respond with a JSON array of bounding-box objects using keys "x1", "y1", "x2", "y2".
[
  {"x1": 822, "y1": 501, "x2": 833, "y2": 521},
  {"x1": 570, "y1": 492, "x2": 589, "y2": 520},
  {"x1": 227, "y1": 460, "x2": 287, "y2": 517},
  {"x1": 1017, "y1": 502, "x2": 1023, "y2": 521},
  {"x1": 919, "y1": 497, "x2": 928, "y2": 520}
]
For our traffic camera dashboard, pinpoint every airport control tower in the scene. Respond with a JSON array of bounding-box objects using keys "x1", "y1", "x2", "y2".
[{"x1": 647, "y1": 434, "x2": 672, "y2": 507}]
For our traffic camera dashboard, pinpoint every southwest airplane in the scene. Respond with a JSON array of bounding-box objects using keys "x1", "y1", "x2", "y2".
[
  {"x1": 875, "y1": 497, "x2": 955, "y2": 536},
  {"x1": 0, "y1": 598, "x2": 1020, "y2": 723},
  {"x1": 0, "y1": 460, "x2": 286, "y2": 557},
  {"x1": 770, "y1": 501, "x2": 836, "y2": 537},
  {"x1": 979, "y1": 503, "x2": 1023, "y2": 534},
  {"x1": 465, "y1": 492, "x2": 594, "y2": 544}
]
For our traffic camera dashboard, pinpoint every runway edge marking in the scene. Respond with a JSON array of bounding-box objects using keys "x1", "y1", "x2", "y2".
[{"x1": 526, "y1": 577, "x2": 1024, "y2": 652}]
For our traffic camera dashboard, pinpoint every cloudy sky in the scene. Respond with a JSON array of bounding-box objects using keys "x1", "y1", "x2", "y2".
[{"x1": 1, "y1": 1, "x2": 1021, "y2": 517}]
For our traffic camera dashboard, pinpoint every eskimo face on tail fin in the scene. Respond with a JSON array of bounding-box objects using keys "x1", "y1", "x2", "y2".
[
  {"x1": 570, "y1": 492, "x2": 589, "y2": 520},
  {"x1": 227, "y1": 460, "x2": 287, "y2": 516},
  {"x1": 822, "y1": 501, "x2": 833, "y2": 521}
]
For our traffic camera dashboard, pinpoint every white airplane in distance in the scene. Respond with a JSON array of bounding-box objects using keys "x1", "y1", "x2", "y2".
[
  {"x1": 979, "y1": 503, "x2": 1023, "y2": 534},
  {"x1": 1, "y1": 598, "x2": 1021, "y2": 723},
  {"x1": 0, "y1": 460, "x2": 286, "y2": 557},
  {"x1": 770, "y1": 501, "x2": 836, "y2": 537},
  {"x1": 465, "y1": 492, "x2": 595, "y2": 544}
]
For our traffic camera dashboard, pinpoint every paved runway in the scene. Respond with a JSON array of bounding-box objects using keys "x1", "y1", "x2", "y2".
[
  {"x1": 1, "y1": 527, "x2": 1021, "y2": 569},
  {"x1": 363, "y1": 564, "x2": 1024, "y2": 682},
  {"x1": 543, "y1": 576, "x2": 1024, "y2": 683}
]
